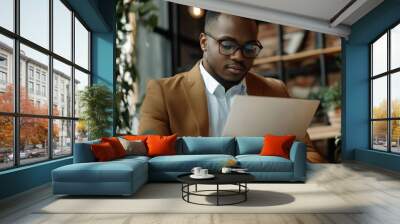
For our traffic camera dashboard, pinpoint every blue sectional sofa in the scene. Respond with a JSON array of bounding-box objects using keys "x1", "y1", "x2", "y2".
[{"x1": 52, "y1": 137, "x2": 306, "y2": 196}]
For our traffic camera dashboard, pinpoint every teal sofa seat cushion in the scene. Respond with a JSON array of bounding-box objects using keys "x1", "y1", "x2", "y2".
[
  {"x1": 177, "y1": 137, "x2": 235, "y2": 155},
  {"x1": 236, "y1": 155, "x2": 293, "y2": 172},
  {"x1": 52, "y1": 157, "x2": 148, "y2": 195},
  {"x1": 53, "y1": 159, "x2": 147, "y2": 183},
  {"x1": 115, "y1": 155, "x2": 150, "y2": 163},
  {"x1": 148, "y1": 154, "x2": 235, "y2": 172}
]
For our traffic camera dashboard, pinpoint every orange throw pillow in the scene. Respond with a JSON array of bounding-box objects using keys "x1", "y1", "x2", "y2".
[
  {"x1": 101, "y1": 137, "x2": 126, "y2": 158},
  {"x1": 123, "y1": 135, "x2": 148, "y2": 142},
  {"x1": 146, "y1": 134, "x2": 177, "y2": 157},
  {"x1": 260, "y1": 134, "x2": 296, "y2": 159},
  {"x1": 91, "y1": 142, "x2": 117, "y2": 161}
]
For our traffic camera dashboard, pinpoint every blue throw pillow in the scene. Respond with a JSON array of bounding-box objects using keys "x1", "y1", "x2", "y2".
[{"x1": 179, "y1": 137, "x2": 235, "y2": 155}]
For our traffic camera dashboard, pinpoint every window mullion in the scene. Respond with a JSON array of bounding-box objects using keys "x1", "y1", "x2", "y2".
[
  {"x1": 370, "y1": 45, "x2": 374, "y2": 150},
  {"x1": 71, "y1": 10, "x2": 76, "y2": 155},
  {"x1": 88, "y1": 31, "x2": 91, "y2": 75},
  {"x1": 49, "y1": 0, "x2": 54, "y2": 160},
  {"x1": 13, "y1": 0, "x2": 20, "y2": 167},
  {"x1": 388, "y1": 29, "x2": 391, "y2": 152}
]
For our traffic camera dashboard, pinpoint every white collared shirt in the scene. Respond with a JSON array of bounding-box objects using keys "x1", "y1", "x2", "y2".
[{"x1": 200, "y1": 61, "x2": 247, "y2": 136}]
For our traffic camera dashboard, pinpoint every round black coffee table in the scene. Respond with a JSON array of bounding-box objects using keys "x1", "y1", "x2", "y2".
[{"x1": 177, "y1": 173, "x2": 255, "y2": 206}]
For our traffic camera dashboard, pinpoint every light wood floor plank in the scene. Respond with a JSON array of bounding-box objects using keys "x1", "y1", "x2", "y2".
[{"x1": 1, "y1": 162, "x2": 400, "y2": 224}]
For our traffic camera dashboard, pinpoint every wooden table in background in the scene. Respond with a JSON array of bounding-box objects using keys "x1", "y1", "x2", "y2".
[
  {"x1": 307, "y1": 125, "x2": 341, "y2": 162},
  {"x1": 307, "y1": 125, "x2": 341, "y2": 141}
]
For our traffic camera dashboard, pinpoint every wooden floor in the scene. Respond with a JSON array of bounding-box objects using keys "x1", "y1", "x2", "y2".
[{"x1": 1, "y1": 162, "x2": 400, "y2": 224}]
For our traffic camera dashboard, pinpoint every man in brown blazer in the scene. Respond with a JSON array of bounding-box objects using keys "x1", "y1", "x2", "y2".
[{"x1": 139, "y1": 12, "x2": 324, "y2": 162}]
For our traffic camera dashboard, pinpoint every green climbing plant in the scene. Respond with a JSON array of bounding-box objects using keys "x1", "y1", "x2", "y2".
[
  {"x1": 79, "y1": 84, "x2": 113, "y2": 140},
  {"x1": 309, "y1": 82, "x2": 341, "y2": 112},
  {"x1": 115, "y1": 0, "x2": 158, "y2": 134}
]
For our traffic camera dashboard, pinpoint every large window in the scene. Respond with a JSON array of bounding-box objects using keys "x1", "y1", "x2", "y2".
[
  {"x1": 370, "y1": 22, "x2": 400, "y2": 154},
  {"x1": 0, "y1": 0, "x2": 91, "y2": 171}
]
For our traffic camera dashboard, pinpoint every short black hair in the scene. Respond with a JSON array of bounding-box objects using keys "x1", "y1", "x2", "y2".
[
  {"x1": 204, "y1": 11, "x2": 258, "y2": 33},
  {"x1": 204, "y1": 11, "x2": 221, "y2": 33}
]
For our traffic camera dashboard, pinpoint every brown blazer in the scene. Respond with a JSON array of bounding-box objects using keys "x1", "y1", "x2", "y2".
[{"x1": 139, "y1": 62, "x2": 315, "y2": 152}]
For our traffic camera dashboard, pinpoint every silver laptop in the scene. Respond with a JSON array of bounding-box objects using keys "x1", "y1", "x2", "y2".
[{"x1": 222, "y1": 95, "x2": 319, "y2": 140}]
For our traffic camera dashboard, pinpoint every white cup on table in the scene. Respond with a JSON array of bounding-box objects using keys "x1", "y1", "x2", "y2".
[
  {"x1": 199, "y1": 169, "x2": 208, "y2": 176},
  {"x1": 191, "y1": 167, "x2": 202, "y2": 176}
]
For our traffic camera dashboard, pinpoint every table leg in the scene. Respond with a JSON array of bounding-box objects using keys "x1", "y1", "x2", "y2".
[
  {"x1": 181, "y1": 184, "x2": 183, "y2": 199},
  {"x1": 217, "y1": 184, "x2": 219, "y2": 206},
  {"x1": 187, "y1": 184, "x2": 190, "y2": 202},
  {"x1": 245, "y1": 183, "x2": 247, "y2": 201},
  {"x1": 195, "y1": 184, "x2": 197, "y2": 192}
]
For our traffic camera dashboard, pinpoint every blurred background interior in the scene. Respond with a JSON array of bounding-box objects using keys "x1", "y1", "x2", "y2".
[
  {"x1": 119, "y1": 0, "x2": 341, "y2": 162},
  {"x1": 117, "y1": 0, "x2": 343, "y2": 163}
]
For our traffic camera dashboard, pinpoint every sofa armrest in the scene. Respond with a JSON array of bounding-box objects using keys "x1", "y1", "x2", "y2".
[
  {"x1": 73, "y1": 140, "x2": 100, "y2": 163},
  {"x1": 289, "y1": 141, "x2": 307, "y2": 181}
]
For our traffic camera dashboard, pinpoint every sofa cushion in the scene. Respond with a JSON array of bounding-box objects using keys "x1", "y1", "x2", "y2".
[
  {"x1": 147, "y1": 134, "x2": 177, "y2": 157},
  {"x1": 236, "y1": 137, "x2": 263, "y2": 155},
  {"x1": 101, "y1": 137, "x2": 127, "y2": 158},
  {"x1": 236, "y1": 155, "x2": 293, "y2": 172},
  {"x1": 73, "y1": 140, "x2": 101, "y2": 163},
  {"x1": 123, "y1": 135, "x2": 148, "y2": 142},
  {"x1": 178, "y1": 137, "x2": 235, "y2": 155},
  {"x1": 114, "y1": 155, "x2": 150, "y2": 163},
  {"x1": 260, "y1": 134, "x2": 296, "y2": 159},
  {"x1": 91, "y1": 142, "x2": 118, "y2": 161},
  {"x1": 118, "y1": 138, "x2": 147, "y2": 156},
  {"x1": 148, "y1": 154, "x2": 235, "y2": 172},
  {"x1": 53, "y1": 158, "x2": 147, "y2": 183}
]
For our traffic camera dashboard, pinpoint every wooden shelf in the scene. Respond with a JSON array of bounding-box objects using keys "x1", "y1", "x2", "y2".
[{"x1": 253, "y1": 46, "x2": 341, "y2": 66}]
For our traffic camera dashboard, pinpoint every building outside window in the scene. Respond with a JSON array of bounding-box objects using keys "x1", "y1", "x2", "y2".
[
  {"x1": 0, "y1": 54, "x2": 7, "y2": 88},
  {"x1": 0, "y1": 54, "x2": 7, "y2": 67},
  {"x1": 0, "y1": 71, "x2": 7, "y2": 92},
  {"x1": 28, "y1": 66, "x2": 34, "y2": 80},
  {"x1": 41, "y1": 85, "x2": 46, "y2": 97},
  {"x1": 35, "y1": 70, "x2": 41, "y2": 82},
  {"x1": 54, "y1": 88, "x2": 58, "y2": 103},
  {"x1": 0, "y1": 71, "x2": 6, "y2": 84},
  {"x1": 35, "y1": 83, "x2": 40, "y2": 95},
  {"x1": 28, "y1": 81, "x2": 34, "y2": 94},
  {"x1": 41, "y1": 73, "x2": 46, "y2": 83}
]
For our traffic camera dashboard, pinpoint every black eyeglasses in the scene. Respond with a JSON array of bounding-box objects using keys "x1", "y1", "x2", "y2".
[{"x1": 204, "y1": 32, "x2": 263, "y2": 59}]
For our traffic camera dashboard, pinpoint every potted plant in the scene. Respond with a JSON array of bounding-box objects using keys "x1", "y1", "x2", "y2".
[
  {"x1": 79, "y1": 84, "x2": 113, "y2": 140},
  {"x1": 309, "y1": 82, "x2": 341, "y2": 126}
]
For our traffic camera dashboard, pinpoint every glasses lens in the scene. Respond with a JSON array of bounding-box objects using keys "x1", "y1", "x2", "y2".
[
  {"x1": 219, "y1": 40, "x2": 238, "y2": 55},
  {"x1": 243, "y1": 44, "x2": 261, "y2": 58}
]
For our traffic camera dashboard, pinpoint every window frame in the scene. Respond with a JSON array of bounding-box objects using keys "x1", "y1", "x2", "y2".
[
  {"x1": 0, "y1": 0, "x2": 92, "y2": 171},
  {"x1": 0, "y1": 71, "x2": 7, "y2": 85},
  {"x1": 369, "y1": 20, "x2": 400, "y2": 154}
]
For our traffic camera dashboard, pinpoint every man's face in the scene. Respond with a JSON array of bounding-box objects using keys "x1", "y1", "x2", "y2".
[{"x1": 200, "y1": 14, "x2": 259, "y2": 83}]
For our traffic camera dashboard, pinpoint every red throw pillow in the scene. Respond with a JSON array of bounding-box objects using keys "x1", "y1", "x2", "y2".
[
  {"x1": 101, "y1": 137, "x2": 126, "y2": 158},
  {"x1": 260, "y1": 134, "x2": 296, "y2": 159},
  {"x1": 146, "y1": 134, "x2": 177, "y2": 157},
  {"x1": 91, "y1": 142, "x2": 117, "y2": 161},
  {"x1": 123, "y1": 135, "x2": 148, "y2": 142}
]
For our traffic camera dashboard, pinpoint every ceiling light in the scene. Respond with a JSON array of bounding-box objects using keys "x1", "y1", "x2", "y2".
[{"x1": 188, "y1": 6, "x2": 204, "y2": 19}]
